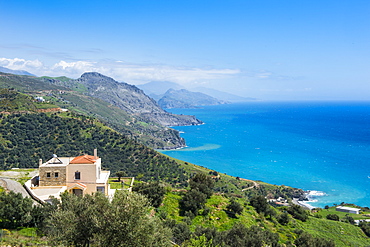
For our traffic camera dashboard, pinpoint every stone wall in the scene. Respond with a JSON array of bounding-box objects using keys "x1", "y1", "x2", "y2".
[{"x1": 39, "y1": 166, "x2": 66, "y2": 186}]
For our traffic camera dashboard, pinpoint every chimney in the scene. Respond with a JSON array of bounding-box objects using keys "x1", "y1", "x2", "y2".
[
  {"x1": 39, "y1": 159, "x2": 43, "y2": 166},
  {"x1": 94, "y1": 149, "x2": 98, "y2": 159}
]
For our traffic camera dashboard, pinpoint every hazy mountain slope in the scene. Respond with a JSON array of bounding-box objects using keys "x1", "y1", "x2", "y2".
[
  {"x1": 137, "y1": 81, "x2": 184, "y2": 95},
  {"x1": 158, "y1": 88, "x2": 228, "y2": 108},
  {"x1": 191, "y1": 86, "x2": 257, "y2": 102},
  {"x1": 0, "y1": 66, "x2": 35, "y2": 76},
  {"x1": 157, "y1": 95, "x2": 195, "y2": 109}
]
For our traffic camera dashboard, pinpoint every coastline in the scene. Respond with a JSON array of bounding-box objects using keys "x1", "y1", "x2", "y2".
[{"x1": 163, "y1": 102, "x2": 370, "y2": 208}]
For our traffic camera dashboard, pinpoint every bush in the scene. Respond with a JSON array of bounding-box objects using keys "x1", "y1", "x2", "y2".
[
  {"x1": 226, "y1": 198, "x2": 244, "y2": 218},
  {"x1": 132, "y1": 181, "x2": 166, "y2": 208},
  {"x1": 326, "y1": 214, "x2": 339, "y2": 221},
  {"x1": 286, "y1": 205, "x2": 309, "y2": 222}
]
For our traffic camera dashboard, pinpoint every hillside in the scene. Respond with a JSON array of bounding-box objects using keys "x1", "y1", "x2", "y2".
[
  {"x1": 158, "y1": 88, "x2": 228, "y2": 109},
  {"x1": 1, "y1": 91, "x2": 370, "y2": 246},
  {"x1": 0, "y1": 72, "x2": 202, "y2": 149}
]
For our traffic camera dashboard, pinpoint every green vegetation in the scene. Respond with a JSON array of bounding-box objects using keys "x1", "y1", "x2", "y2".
[
  {"x1": 0, "y1": 112, "x2": 188, "y2": 186},
  {"x1": 40, "y1": 76, "x2": 72, "y2": 82},
  {"x1": 315, "y1": 205, "x2": 370, "y2": 221},
  {"x1": 0, "y1": 73, "x2": 189, "y2": 149},
  {"x1": 44, "y1": 191, "x2": 171, "y2": 246},
  {"x1": 1, "y1": 85, "x2": 370, "y2": 246}
]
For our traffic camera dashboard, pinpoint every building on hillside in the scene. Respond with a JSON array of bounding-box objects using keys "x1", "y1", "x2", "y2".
[
  {"x1": 336, "y1": 206, "x2": 361, "y2": 214},
  {"x1": 25, "y1": 149, "x2": 113, "y2": 203}
]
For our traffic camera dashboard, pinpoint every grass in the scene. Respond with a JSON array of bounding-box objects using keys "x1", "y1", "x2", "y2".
[
  {"x1": 314, "y1": 206, "x2": 370, "y2": 221},
  {"x1": 34, "y1": 102, "x2": 59, "y2": 109},
  {"x1": 293, "y1": 216, "x2": 370, "y2": 247},
  {"x1": 0, "y1": 228, "x2": 47, "y2": 246},
  {"x1": 109, "y1": 177, "x2": 134, "y2": 190}
]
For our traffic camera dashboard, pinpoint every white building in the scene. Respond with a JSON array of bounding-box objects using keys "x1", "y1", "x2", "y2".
[{"x1": 336, "y1": 206, "x2": 361, "y2": 214}]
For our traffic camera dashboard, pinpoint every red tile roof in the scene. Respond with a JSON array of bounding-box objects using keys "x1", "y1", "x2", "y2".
[{"x1": 70, "y1": 155, "x2": 98, "y2": 164}]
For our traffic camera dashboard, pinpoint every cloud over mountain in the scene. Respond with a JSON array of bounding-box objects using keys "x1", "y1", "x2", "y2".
[{"x1": 0, "y1": 57, "x2": 241, "y2": 86}]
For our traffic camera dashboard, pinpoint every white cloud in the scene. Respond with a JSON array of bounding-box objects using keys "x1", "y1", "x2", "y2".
[
  {"x1": 0, "y1": 57, "x2": 44, "y2": 70},
  {"x1": 0, "y1": 57, "x2": 241, "y2": 86}
]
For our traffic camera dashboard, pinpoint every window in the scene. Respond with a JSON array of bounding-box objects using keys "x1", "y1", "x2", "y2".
[
  {"x1": 97, "y1": 186, "x2": 105, "y2": 193},
  {"x1": 46, "y1": 172, "x2": 51, "y2": 178},
  {"x1": 75, "y1": 171, "x2": 81, "y2": 180},
  {"x1": 55, "y1": 172, "x2": 59, "y2": 178}
]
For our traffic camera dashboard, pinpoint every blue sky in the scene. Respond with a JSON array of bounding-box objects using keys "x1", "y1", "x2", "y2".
[{"x1": 0, "y1": 0, "x2": 369, "y2": 100}]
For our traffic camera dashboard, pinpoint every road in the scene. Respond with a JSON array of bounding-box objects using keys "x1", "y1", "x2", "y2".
[{"x1": 0, "y1": 177, "x2": 31, "y2": 198}]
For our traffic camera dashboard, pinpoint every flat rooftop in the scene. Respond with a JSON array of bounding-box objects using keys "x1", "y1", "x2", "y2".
[
  {"x1": 336, "y1": 206, "x2": 361, "y2": 211},
  {"x1": 31, "y1": 186, "x2": 67, "y2": 201}
]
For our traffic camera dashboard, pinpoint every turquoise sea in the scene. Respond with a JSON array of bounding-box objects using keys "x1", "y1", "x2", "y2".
[{"x1": 161, "y1": 101, "x2": 370, "y2": 208}]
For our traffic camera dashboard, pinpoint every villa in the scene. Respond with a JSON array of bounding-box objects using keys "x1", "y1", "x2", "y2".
[{"x1": 25, "y1": 149, "x2": 114, "y2": 203}]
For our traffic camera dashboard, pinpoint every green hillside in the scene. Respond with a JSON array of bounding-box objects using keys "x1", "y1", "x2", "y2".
[
  {"x1": 1, "y1": 89, "x2": 370, "y2": 246},
  {"x1": 0, "y1": 73, "x2": 188, "y2": 149}
]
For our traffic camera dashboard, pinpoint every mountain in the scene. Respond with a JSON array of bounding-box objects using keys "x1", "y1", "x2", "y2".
[
  {"x1": 158, "y1": 88, "x2": 228, "y2": 108},
  {"x1": 0, "y1": 66, "x2": 35, "y2": 76},
  {"x1": 0, "y1": 72, "x2": 202, "y2": 149},
  {"x1": 60, "y1": 72, "x2": 202, "y2": 126},
  {"x1": 137, "y1": 80, "x2": 257, "y2": 103},
  {"x1": 191, "y1": 86, "x2": 257, "y2": 102},
  {"x1": 137, "y1": 81, "x2": 184, "y2": 96}
]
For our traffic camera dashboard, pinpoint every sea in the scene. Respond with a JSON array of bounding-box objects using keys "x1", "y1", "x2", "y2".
[{"x1": 160, "y1": 101, "x2": 370, "y2": 208}]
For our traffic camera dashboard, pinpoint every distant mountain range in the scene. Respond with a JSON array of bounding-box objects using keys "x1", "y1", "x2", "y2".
[
  {"x1": 137, "y1": 81, "x2": 257, "y2": 106},
  {"x1": 0, "y1": 66, "x2": 35, "y2": 76}
]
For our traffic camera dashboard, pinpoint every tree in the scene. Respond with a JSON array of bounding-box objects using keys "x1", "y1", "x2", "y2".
[
  {"x1": 344, "y1": 215, "x2": 355, "y2": 224},
  {"x1": 226, "y1": 198, "x2": 244, "y2": 218},
  {"x1": 295, "y1": 232, "x2": 335, "y2": 247},
  {"x1": 286, "y1": 205, "x2": 309, "y2": 222},
  {"x1": 189, "y1": 173, "x2": 214, "y2": 199},
  {"x1": 172, "y1": 222, "x2": 191, "y2": 245},
  {"x1": 326, "y1": 214, "x2": 339, "y2": 221},
  {"x1": 44, "y1": 191, "x2": 172, "y2": 247},
  {"x1": 132, "y1": 181, "x2": 166, "y2": 208},
  {"x1": 277, "y1": 212, "x2": 290, "y2": 225},
  {"x1": 115, "y1": 171, "x2": 126, "y2": 182},
  {"x1": 223, "y1": 223, "x2": 280, "y2": 247},
  {"x1": 359, "y1": 221, "x2": 370, "y2": 237},
  {"x1": 249, "y1": 195, "x2": 269, "y2": 214},
  {"x1": 0, "y1": 191, "x2": 33, "y2": 229},
  {"x1": 186, "y1": 234, "x2": 215, "y2": 247},
  {"x1": 180, "y1": 189, "x2": 207, "y2": 216}
]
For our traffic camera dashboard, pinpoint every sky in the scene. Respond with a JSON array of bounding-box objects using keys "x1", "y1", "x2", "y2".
[{"x1": 0, "y1": 0, "x2": 369, "y2": 100}]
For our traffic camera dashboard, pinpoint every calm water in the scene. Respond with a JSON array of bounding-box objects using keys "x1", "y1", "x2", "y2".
[{"x1": 161, "y1": 101, "x2": 370, "y2": 208}]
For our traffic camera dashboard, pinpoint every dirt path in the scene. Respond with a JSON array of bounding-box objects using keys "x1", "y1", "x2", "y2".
[{"x1": 240, "y1": 178, "x2": 259, "y2": 191}]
